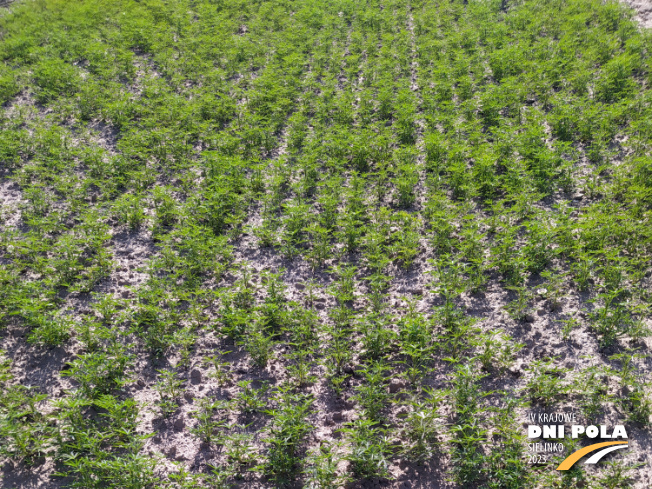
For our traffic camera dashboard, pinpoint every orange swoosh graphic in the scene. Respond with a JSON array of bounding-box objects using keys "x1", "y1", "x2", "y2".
[{"x1": 556, "y1": 441, "x2": 628, "y2": 470}]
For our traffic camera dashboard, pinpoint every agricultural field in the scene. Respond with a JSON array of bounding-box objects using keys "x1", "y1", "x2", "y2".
[{"x1": 1, "y1": 0, "x2": 652, "y2": 487}]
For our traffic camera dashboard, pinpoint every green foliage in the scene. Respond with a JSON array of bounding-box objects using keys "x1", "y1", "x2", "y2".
[
  {"x1": 0, "y1": 355, "x2": 52, "y2": 464},
  {"x1": 27, "y1": 312, "x2": 72, "y2": 346},
  {"x1": 220, "y1": 426, "x2": 258, "y2": 470},
  {"x1": 154, "y1": 369, "x2": 184, "y2": 417},
  {"x1": 305, "y1": 444, "x2": 342, "y2": 489},
  {"x1": 353, "y1": 361, "x2": 390, "y2": 423},
  {"x1": 524, "y1": 358, "x2": 571, "y2": 406},
  {"x1": 54, "y1": 394, "x2": 158, "y2": 488},
  {"x1": 235, "y1": 380, "x2": 269, "y2": 415},
  {"x1": 342, "y1": 419, "x2": 391, "y2": 480},
  {"x1": 33, "y1": 59, "x2": 80, "y2": 103},
  {"x1": 0, "y1": 0, "x2": 650, "y2": 485},
  {"x1": 63, "y1": 346, "x2": 133, "y2": 399},
  {"x1": 399, "y1": 388, "x2": 444, "y2": 461},
  {"x1": 596, "y1": 460, "x2": 645, "y2": 489},
  {"x1": 190, "y1": 398, "x2": 227, "y2": 444},
  {"x1": 264, "y1": 388, "x2": 313, "y2": 484},
  {"x1": 113, "y1": 194, "x2": 146, "y2": 230}
]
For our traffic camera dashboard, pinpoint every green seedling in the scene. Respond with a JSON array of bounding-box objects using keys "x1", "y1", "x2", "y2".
[
  {"x1": 524, "y1": 358, "x2": 570, "y2": 406},
  {"x1": 190, "y1": 398, "x2": 228, "y2": 444},
  {"x1": 154, "y1": 369, "x2": 184, "y2": 417},
  {"x1": 235, "y1": 380, "x2": 269, "y2": 414}
]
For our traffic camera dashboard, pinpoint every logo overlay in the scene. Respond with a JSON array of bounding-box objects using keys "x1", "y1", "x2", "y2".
[
  {"x1": 526, "y1": 411, "x2": 629, "y2": 470},
  {"x1": 556, "y1": 441, "x2": 628, "y2": 470}
]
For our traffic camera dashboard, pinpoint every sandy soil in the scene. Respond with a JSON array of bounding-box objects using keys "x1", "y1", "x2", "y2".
[{"x1": 624, "y1": 0, "x2": 652, "y2": 28}]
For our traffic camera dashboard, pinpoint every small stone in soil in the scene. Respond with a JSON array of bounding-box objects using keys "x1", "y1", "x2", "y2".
[
  {"x1": 389, "y1": 378, "x2": 405, "y2": 393},
  {"x1": 174, "y1": 417, "x2": 185, "y2": 431},
  {"x1": 508, "y1": 366, "x2": 522, "y2": 377},
  {"x1": 190, "y1": 369, "x2": 202, "y2": 383},
  {"x1": 396, "y1": 407, "x2": 408, "y2": 417}
]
